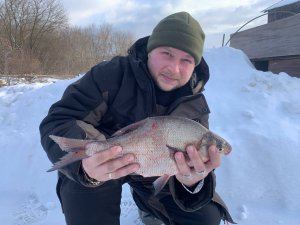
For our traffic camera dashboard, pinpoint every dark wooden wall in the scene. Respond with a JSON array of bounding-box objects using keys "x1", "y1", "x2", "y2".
[
  {"x1": 230, "y1": 13, "x2": 300, "y2": 59},
  {"x1": 268, "y1": 2, "x2": 300, "y2": 22},
  {"x1": 269, "y1": 57, "x2": 300, "y2": 77}
]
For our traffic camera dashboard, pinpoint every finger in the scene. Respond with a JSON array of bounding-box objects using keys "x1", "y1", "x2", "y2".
[
  {"x1": 108, "y1": 163, "x2": 140, "y2": 180},
  {"x1": 186, "y1": 145, "x2": 206, "y2": 174},
  {"x1": 89, "y1": 153, "x2": 137, "y2": 181},
  {"x1": 174, "y1": 151, "x2": 191, "y2": 177},
  {"x1": 85, "y1": 145, "x2": 122, "y2": 167},
  {"x1": 205, "y1": 145, "x2": 221, "y2": 171},
  {"x1": 105, "y1": 153, "x2": 136, "y2": 173}
]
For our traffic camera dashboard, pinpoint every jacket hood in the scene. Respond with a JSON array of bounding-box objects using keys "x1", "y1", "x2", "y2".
[{"x1": 128, "y1": 36, "x2": 210, "y2": 92}]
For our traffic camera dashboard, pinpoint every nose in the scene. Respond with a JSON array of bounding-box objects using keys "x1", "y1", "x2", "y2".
[{"x1": 168, "y1": 60, "x2": 180, "y2": 74}]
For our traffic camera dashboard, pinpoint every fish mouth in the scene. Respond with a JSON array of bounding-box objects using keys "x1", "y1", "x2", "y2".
[{"x1": 224, "y1": 144, "x2": 232, "y2": 155}]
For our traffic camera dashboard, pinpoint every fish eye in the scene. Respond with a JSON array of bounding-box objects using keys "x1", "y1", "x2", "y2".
[{"x1": 216, "y1": 143, "x2": 223, "y2": 152}]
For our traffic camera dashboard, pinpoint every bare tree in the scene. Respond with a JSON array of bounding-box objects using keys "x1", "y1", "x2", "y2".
[
  {"x1": 50, "y1": 24, "x2": 134, "y2": 76},
  {"x1": 27, "y1": 0, "x2": 67, "y2": 50},
  {"x1": 0, "y1": 0, "x2": 28, "y2": 49},
  {"x1": 0, "y1": 0, "x2": 134, "y2": 77},
  {"x1": 0, "y1": 0, "x2": 67, "y2": 51},
  {"x1": 0, "y1": 36, "x2": 12, "y2": 74},
  {"x1": 111, "y1": 30, "x2": 134, "y2": 56}
]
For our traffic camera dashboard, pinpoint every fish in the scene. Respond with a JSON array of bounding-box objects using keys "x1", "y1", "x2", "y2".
[{"x1": 48, "y1": 116, "x2": 232, "y2": 194}]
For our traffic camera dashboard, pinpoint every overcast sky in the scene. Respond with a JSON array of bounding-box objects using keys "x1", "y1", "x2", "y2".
[{"x1": 60, "y1": 0, "x2": 282, "y2": 48}]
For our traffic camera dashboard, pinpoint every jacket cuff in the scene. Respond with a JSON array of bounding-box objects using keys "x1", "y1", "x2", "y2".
[{"x1": 169, "y1": 173, "x2": 215, "y2": 212}]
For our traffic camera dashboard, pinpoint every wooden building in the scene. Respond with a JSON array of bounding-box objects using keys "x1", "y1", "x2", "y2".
[{"x1": 230, "y1": 0, "x2": 300, "y2": 77}]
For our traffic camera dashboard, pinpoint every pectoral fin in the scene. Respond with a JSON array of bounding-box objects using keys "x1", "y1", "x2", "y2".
[
  {"x1": 166, "y1": 145, "x2": 189, "y2": 161},
  {"x1": 153, "y1": 174, "x2": 170, "y2": 195},
  {"x1": 166, "y1": 145, "x2": 184, "y2": 152}
]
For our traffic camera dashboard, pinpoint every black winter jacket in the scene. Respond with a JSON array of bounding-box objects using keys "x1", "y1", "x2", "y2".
[{"x1": 39, "y1": 36, "x2": 234, "y2": 223}]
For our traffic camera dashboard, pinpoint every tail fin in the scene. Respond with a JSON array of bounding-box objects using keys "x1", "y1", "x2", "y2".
[
  {"x1": 47, "y1": 135, "x2": 93, "y2": 172},
  {"x1": 49, "y1": 135, "x2": 93, "y2": 152},
  {"x1": 47, "y1": 150, "x2": 88, "y2": 172}
]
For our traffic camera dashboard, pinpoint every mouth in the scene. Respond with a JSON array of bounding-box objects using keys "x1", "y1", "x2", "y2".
[
  {"x1": 160, "y1": 74, "x2": 178, "y2": 83},
  {"x1": 225, "y1": 145, "x2": 232, "y2": 155}
]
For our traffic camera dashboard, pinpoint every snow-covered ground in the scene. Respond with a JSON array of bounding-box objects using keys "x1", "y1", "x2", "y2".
[{"x1": 0, "y1": 47, "x2": 299, "y2": 225}]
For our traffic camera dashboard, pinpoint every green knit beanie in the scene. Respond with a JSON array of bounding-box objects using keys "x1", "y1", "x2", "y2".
[{"x1": 147, "y1": 12, "x2": 205, "y2": 65}]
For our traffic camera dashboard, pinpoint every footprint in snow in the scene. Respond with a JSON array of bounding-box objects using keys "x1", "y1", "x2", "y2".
[{"x1": 13, "y1": 193, "x2": 48, "y2": 225}]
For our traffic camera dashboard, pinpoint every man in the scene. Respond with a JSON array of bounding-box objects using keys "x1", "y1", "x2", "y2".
[{"x1": 40, "y1": 12, "x2": 234, "y2": 225}]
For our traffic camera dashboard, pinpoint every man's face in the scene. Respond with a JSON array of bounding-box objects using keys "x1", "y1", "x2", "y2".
[{"x1": 147, "y1": 47, "x2": 196, "y2": 92}]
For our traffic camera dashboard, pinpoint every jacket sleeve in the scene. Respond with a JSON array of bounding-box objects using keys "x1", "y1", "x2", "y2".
[{"x1": 39, "y1": 64, "x2": 112, "y2": 184}]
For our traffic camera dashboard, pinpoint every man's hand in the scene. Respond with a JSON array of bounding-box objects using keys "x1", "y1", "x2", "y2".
[
  {"x1": 82, "y1": 146, "x2": 140, "y2": 182},
  {"x1": 175, "y1": 145, "x2": 221, "y2": 187}
]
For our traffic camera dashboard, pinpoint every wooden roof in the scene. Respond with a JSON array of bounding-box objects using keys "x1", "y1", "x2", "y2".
[{"x1": 263, "y1": 0, "x2": 300, "y2": 12}]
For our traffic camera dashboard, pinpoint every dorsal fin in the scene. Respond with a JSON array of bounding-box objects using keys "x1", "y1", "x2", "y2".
[
  {"x1": 76, "y1": 120, "x2": 106, "y2": 141},
  {"x1": 112, "y1": 119, "x2": 147, "y2": 137}
]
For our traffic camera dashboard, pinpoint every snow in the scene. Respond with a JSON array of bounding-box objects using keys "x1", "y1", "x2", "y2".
[{"x1": 1, "y1": 47, "x2": 300, "y2": 225}]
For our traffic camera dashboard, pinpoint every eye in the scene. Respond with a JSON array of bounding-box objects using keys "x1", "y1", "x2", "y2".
[
  {"x1": 216, "y1": 143, "x2": 223, "y2": 152},
  {"x1": 161, "y1": 51, "x2": 172, "y2": 56},
  {"x1": 182, "y1": 58, "x2": 193, "y2": 64}
]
